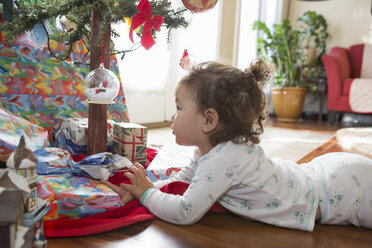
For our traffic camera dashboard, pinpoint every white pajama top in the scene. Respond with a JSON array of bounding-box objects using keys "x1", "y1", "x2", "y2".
[{"x1": 140, "y1": 141, "x2": 321, "y2": 231}]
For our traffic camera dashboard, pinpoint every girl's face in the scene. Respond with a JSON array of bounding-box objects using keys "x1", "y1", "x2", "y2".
[{"x1": 171, "y1": 84, "x2": 210, "y2": 152}]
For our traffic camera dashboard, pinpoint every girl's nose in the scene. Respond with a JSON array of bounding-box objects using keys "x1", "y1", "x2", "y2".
[{"x1": 171, "y1": 114, "x2": 175, "y2": 122}]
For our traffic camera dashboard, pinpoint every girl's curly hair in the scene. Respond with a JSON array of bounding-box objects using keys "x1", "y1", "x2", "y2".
[{"x1": 179, "y1": 59, "x2": 271, "y2": 146}]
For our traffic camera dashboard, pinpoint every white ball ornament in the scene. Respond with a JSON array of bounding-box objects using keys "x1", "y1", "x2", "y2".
[
  {"x1": 56, "y1": 15, "x2": 76, "y2": 33},
  {"x1": 84, "y1": 63, "x2": 120, "y2": 104},
  {"x1": 182, "y1": 0, "x2": 218, "y2": 13}
]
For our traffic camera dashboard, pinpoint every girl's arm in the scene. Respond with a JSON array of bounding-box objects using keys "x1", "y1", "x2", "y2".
[{"x1": 124, "y1": 151, "x2": 239, "y2": 225}]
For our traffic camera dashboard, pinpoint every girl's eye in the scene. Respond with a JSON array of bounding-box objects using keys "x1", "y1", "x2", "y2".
[{"x1": 176, "y1": 106, "x2": 181, "y2": 110}]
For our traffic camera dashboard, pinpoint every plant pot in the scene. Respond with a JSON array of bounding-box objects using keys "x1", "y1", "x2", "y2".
[{"x1": 271, "y1": 87, "x2": 307, "y2": 123}]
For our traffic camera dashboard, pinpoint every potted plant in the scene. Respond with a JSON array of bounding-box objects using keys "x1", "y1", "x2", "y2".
[
  {"x1": 253, "y1": 19, "x2": 306, "y2": 123},
  {"x1": 297, "y1": 11, "x2": 329, "y2": 95},
  {"x1": 253, "y1": 11, "x2": 329, "y2": 122},
  {"x1": 297, "y1": 10, "x2": 329, "y2": 66}
]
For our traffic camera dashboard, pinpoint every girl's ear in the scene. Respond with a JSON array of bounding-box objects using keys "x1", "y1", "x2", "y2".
[{"x1": 203, "y1": 108, "x2": 219, "y2": 133}]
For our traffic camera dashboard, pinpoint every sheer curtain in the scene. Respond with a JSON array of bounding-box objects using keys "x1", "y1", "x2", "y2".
[
  {"x1": 112, "y1": 1, "x2": 221, "y2": 124},
  {"x1": 236, "y1": 0, "x2": 283, "y2": 68}
]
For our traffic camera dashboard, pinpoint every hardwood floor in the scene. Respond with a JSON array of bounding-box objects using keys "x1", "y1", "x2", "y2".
[
  {"x1": 266, "y1": 115, "x2": 342, "y2": 133},
  {"x1": 47, "y1": 118, "x2": 372, "y2": 248},
  {"x1": 48, "y1": 214, "x2": 372, "y2": 248}
]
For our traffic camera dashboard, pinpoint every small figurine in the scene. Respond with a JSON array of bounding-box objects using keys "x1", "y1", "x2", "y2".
[{"x1": 32, "y1": 221, "x2": 47, "y2": 248}]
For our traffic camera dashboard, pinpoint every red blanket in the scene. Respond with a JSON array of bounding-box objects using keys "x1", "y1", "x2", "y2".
[{"x1": 43, "y1": 148, "x2": 226, "y2": 237}]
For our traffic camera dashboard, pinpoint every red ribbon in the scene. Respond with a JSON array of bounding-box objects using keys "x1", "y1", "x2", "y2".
[{"x1": 129, "y1": 0, "x2": 164, "y2": 50}]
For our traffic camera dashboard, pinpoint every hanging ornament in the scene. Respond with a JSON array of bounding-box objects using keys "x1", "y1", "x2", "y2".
[
  {"x1": 56, "y1": 15, "x2": 76, "y2": 33},
  {"x1": 182, "y1": 0, "x2": 218, "y2": 13},
  {"x1": 179, "y1": 49, "x2": 191, "y2": 70},
  {"x1": 179, "y1": 49, "x2": 201, "y2": 70},
  {"x1": 84, "y1": 63, "x2": 120, "y2": 104}
]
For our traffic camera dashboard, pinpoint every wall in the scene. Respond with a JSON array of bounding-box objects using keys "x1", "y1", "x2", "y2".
[{"x1": 288, "y1": 0, "x2": 372, "y2": 51}]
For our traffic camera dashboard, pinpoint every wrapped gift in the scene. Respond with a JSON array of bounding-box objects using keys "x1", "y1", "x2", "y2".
[
  {"x1": 112, "y1": 123, "x2": 147, "y2": 165},
  {"x1": 35, "y1": 147, "x2": 133, "y2": 180},
  {"x1": 37, "y1": 175, "x2": 123, "y2": 220},
  {"x1": 53, "y1": 117, "x2": 115, "y2": 155},
  {"x1": 0, "y1": 107, "x2": 49, "y2": 162}
]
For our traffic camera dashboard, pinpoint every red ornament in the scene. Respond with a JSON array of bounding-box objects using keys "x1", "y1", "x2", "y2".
[
  {"x1": 182, "y1": 0, "x2": 218, "y2": 13},
  {"x1": 179, "y1": 49, "x2": 191, "y2": 70},
  {"x1": 129, "y1": 0, "x2": 165, "y2": 50}
]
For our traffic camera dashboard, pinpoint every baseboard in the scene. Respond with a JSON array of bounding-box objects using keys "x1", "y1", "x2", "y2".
[{"x1": 141, "y1": 121, "x2": 172, "y2": 129}]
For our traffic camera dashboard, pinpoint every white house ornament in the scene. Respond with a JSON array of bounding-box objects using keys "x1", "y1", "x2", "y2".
[
  {"x1": 84, "y1": 63, "x2": 120, "y2": 104},
  {"x1": 182, "y1": 0, "x2": 218, "y2": 13},
  {"x1": 6, "y1": 135, "x2": 38, "y2": 212}
]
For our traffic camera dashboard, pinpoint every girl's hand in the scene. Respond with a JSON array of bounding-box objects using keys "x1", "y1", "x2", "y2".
[
  {"x1": 100, "y1": 179, "x2": 134, "y2": 204},
  {"x1": 120, "y1": 163, "x2": 154, "y2": 200}
]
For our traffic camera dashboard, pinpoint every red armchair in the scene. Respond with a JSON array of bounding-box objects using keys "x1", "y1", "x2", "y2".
[{"x1": 321, "y1": 43, "x2": 369, "y2": 124}]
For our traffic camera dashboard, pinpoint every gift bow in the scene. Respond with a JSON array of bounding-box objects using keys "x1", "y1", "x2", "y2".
[{"x1": 129, "y1": 0, "x2": 164, "y2": 50}]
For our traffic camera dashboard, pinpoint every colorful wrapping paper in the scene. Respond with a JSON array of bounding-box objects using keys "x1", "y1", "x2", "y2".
[
  {"x1": 53, "y1": 117, "x2": 115, "y2": 155},
  {"x1": 0, "y1": 107, "x2": 49, "y2": 162},
  {"x1": 112, "y1": 123, "x2": 147, "y2": 165},
  {"x1": 37, "y1": 175, "x2": 123, "y2": 220}
]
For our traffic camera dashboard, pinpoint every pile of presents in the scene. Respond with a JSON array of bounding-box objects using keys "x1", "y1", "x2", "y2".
[{"x1": 0, "y1": 107, "x2": 149, "y2": 247}]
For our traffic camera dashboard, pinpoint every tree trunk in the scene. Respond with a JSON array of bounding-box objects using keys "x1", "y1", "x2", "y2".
[{"x1": 87, "y1": 10, "x2": 111, "y2": 155}]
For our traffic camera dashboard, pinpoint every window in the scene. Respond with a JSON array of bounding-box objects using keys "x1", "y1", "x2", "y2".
[
  {"x1": 112, "y1": 0, "x2": 283, "y2": 123},
  {"x1": 113, "y1": 2, "x2": 221, "y2": 123},
  {"x1": 236, "y1": 0, "x2": 283, "y2": 68}
]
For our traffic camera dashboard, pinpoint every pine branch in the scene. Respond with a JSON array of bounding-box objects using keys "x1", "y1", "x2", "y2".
[
  {"x1": 1, "y1": 0, "x2": 189, "y2": 41},
  {"x1": 0, "y1": 0, "x2": 190, "y2": 61}
]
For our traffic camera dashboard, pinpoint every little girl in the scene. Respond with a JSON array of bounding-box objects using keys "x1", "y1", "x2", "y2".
[{"x1": 103, "y1": 60, "x2": 372, "y2": 231}]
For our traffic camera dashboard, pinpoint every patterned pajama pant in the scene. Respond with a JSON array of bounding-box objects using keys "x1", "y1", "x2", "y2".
[{"x1": 309, "y1": 152, "x2": 372, "y2": 228}]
